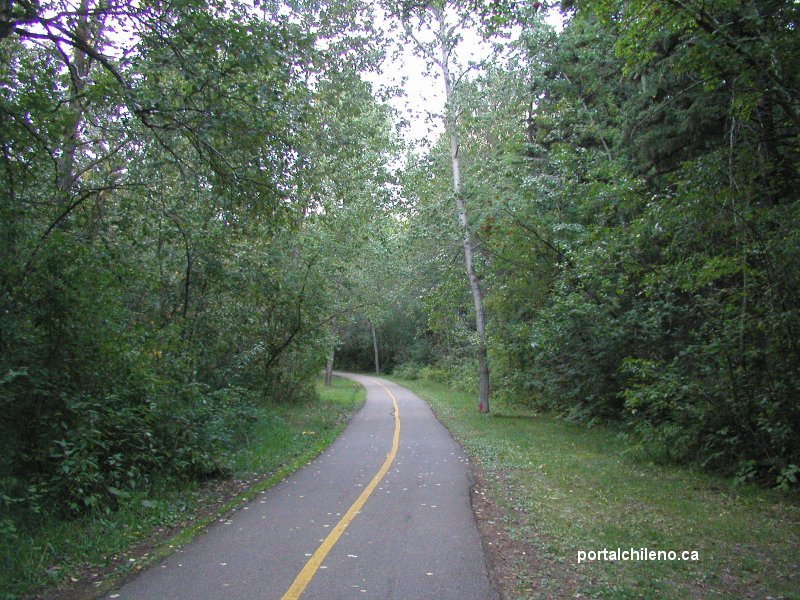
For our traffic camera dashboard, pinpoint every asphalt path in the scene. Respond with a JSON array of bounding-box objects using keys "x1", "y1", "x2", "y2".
[{"x1": 110, "y1": 373, "x2": 495, "y2": 600}]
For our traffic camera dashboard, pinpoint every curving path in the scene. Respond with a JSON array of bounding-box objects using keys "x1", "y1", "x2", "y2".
[{"x1": 110, "y1": 373, "x2": 495, "y2": 599}]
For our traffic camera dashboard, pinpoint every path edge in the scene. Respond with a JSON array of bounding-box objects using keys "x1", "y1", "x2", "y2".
[{"x1": 44, "y1": 377, "x2": 367, "y2": 600}]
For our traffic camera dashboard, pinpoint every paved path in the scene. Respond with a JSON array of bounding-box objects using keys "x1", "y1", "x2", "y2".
[{"x1": 110, "y1": 373, "x2": 495, "y2": 599}]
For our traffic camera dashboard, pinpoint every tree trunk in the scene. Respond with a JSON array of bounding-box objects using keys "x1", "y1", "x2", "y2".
[
  {"x1": 325, "y1": 347, "x2": 335, "y2": 386},
  {"x1": 56, "y1": 0, "x2": 103, "y2": 204},
  {"x1": 370, "y1": 320, "x2": 380, "y2": 375},
  {"x1": 436, "y1": 9, "x2": 490, "y2": 413}
]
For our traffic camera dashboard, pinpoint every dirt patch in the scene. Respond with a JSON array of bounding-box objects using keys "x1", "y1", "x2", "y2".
[{"x1": 470, "y1": 463, "x2": 583, "y2": 600}]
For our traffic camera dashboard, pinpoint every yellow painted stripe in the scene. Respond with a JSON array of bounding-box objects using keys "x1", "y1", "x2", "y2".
[{"x1": 281, "y1": 377, "x2": 401, "y2": 600}]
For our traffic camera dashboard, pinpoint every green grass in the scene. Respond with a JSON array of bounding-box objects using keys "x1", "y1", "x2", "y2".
[
  {"x1": 0, "y1": 376, "x2": 364, "y2": 599},
  {"x1": 231, "y1": 376, "x2": 365, "y2": 476},
  {"x1": 388, "y1": 377, "x2": 800, "y2": 599}
]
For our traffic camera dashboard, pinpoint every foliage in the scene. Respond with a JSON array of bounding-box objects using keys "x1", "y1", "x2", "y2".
[
  {"x1": 2, "y1": 0, "x2": 798, "y2": 553},
  {"x1": 390, "y1": 0, "x2": 800, "y2": 485},
  {"x1": 0, "y1": 376, "x2": 364, "y2": 598},
  {"x1": 391, "y1": 360, "x2": 425, "y2": 380},
  {"x1": 0, "y1": 0, "x2": 395, "y2": 526},
  {"x1": 498, "y1": 0, "x2": 800, "y2": 484}
]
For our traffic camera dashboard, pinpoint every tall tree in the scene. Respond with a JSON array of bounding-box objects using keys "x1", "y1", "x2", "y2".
[
  {"x1": 0, "y1": 0, "x2": 400, "y2": 519},
  {"x1": 392, "y1": 0, "x2": 491, "y2": 412}
]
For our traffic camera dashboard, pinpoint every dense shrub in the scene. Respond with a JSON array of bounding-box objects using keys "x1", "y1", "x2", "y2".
[{"x1": 392, "y1": 361, "x2": 424, "y2": 380}]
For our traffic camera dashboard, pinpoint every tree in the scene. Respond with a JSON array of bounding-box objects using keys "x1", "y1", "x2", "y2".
[
  {"x1": 467, "y1": 0, "x2": 800, "y2": 483},
  {"x1": 0, "y1": 0, "x2": 401, "y2": 520},
  {"x1": 391, "y1": 0, "x2": 492, "y2": 412},
  {"x1": 387, "y1": 0, "x2": 799, "y2": 484}
]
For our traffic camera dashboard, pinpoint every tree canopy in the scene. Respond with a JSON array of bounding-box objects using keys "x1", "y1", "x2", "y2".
[{"x1": 1, "y1": 0, "x2": 798, "y2": 533}]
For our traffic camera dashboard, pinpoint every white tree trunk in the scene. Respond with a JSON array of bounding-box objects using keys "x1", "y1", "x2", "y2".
[
  {"x1": 436, "y1": 9, "x2": 490, "y2": 413},
  {"x1": 370, "y1": 320, "x2": 380, "y2": 375}
]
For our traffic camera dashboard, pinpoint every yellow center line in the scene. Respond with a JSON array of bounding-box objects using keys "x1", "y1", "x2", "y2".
[{"x1": 280, "y1": 377, "x2": 401, "y2": 600}]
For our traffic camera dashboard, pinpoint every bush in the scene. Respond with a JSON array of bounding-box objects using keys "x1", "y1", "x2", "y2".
[
  {"x1": 392, "y1": 361, "x2": 424, "y2": 379},
  {"x1": 418, "y1": 365, "x2": 451, "y2": 384},
  {"x1": 0, "y1": 366, "x2": 265, "y2": 519}
]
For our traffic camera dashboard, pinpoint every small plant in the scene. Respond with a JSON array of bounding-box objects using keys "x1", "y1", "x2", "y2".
[{"x1": 777, "y1": 464, "x2": 800, "y2": 491}]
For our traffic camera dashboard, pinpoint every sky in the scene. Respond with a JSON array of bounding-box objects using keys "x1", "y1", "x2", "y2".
[
  {"x1": 364, "y1": 9, "x2": 499, "y2": 149},
  {"x1": 365, "y1": 6, "x2": 565, "y2": 149}
]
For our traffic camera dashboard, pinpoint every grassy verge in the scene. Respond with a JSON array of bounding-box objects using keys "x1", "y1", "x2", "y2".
[
  {"x1": 1, "y1": 376, "x2": 364, "y2": 600},
  {"x1": 388, "y1": 376, "x2": 800, "y2": 599}
]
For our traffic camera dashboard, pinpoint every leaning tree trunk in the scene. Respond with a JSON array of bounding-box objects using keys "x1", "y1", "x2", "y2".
[
  {"x1": 436, "y1": 10, "x2": 490, "y2": 413},
  {"x1": 370, "y1": 320, "x2": 380, "y2": 375},
  {"x1": 324, "y1": 346, "x2": 335, "y2": 386},
  {"x1": 56, "y1": 0, "x2": 105, "y2": 206}
]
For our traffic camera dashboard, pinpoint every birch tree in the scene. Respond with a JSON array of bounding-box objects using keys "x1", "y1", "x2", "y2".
[{"x1": 392, "y1": 0, "x2": 491, "y2": 412}]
